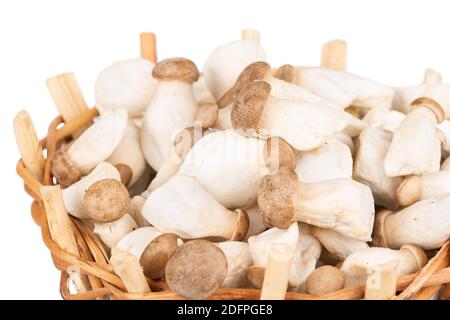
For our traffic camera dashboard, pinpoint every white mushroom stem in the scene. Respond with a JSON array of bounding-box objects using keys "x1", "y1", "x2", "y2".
[
  {"x1": 93, "y1": 214, "x2": 137, "y2": 248},
  {"x1": 116, "y1": 227, "x2": 162, "y2": 259},
  {"x1": 396, "y1": 171, "x2": 450, "y2": 206},
  {"x1": 321, "y1": 40, "x2": 347, "y2": 71},
  {"x1": 62, "y1": 162, "x2": 121, "y2": 219},
  {"x1": 310, "y1": 226, "x2": 369, "y2": 260},
  {"x1": 128, "y1": 196, "x2": 150, "y2": 227},
  {"x1": 67, "y1": 109, "x2": 128, "y2": 175},
  {"x1": 142, "y1": 175, "x2": 248, "y2": 240},
  {"x1": 258, "y1": 168, "x2": 375, "y2": 241},
  {"x1": 295, "y1": 138, "x2": 353, "y2": 183},
  {"x1": 364, "y1": 261, "x2": 399, "y2": 300},
  {"x1": 354, "y1": 127, "x2": 403, "y2": 210},
  {"x1": 106, "y1": 120, "x2": 146, "y2": 186},
  {"x1": 95, "y1": 58, "x2": 157, "y2": 118},
  {"x1": 295, "y1": 67, "x2": 394, "y2": 110},
  {"x1": 143, "y1": 156, "x2": 180, "y2": 196},
  {"x1": 46, "y1": 73, "x2": 89, "y2": 123},
  {"x1": 260, "y1": 243, "x2": 293, "y2": 300},
  {"x1": 179, "y1": 130, "x2": 266, "y2": 208},
  {"x1": 217, "y1": 241, "x2": 253, "y2": 288},
  {"x1": 40, "y1": 186, "x2": 87, "y2": 292},
  {"x1": 362, "y1": 106, "x2": 405, "y2": 132},
  {"x1": 373, "y1": 195, "x2": 450, "y2": 250},
  {"x1": 341, "y1": 245, "x2": 426, "y2": 287},
  {"x1": 14, "y1": 111, "x2": 45, "y2": 182},
  {"x1": 110, "y1": 247, "x2": 150, "y2": 293},
  {"x1": 384, "y1": 98, "x2": 444, "y2": 177}
]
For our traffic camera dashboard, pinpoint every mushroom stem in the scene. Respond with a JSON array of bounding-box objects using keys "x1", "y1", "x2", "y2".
[
  {"x1": 46, "y1": 73, "x2": 89, "y2": 123},
  {"x1": 140, "y1": 32, "x2": 157, "y2": 63},
  {"x1": 110, "y1": 247, "x2": 150, "y2": 293},
  {"x1": 241, "y1": 29, "x2": 261, "y2": 43},
  {"x1": 14, "y1": 111, "x2": 45, "y2": 182},
  {"x1": 321, "y1": 40, "x2": 347, "y2": 71},
  {"x1": 260, "y1": 243, "x2": 293, "y2": 300},
  {"x1": 40, "y1": 185, "x2": 87, "y2": 293},
  {"x1": 364, "y1": 261, "x2": 399, "y2": 300}
]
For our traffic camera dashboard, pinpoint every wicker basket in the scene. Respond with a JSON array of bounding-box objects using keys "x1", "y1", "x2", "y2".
[{"x1": 14, "y1": 32, "x2": 450, "y2": 300}]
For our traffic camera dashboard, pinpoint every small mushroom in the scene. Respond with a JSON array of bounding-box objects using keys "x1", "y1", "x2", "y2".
[
  {"x1": 116, "y1": 226, "x2": 162, "y2": 259},
  {"x1": 165, "y1": 239, "x2": 227, "y2": 299},
  {"x1": 203, "y1": 31, "x2": 266, "y2": 101},
  {"x1": 83, "y1": 179, "x2": 130, "y2": 222},
  {"x1": 396, "y1": 171, "x2": 450, "y2": 206},
  {"x1": 217, "y1": 241, "x2": 253, "y2": 288},
  {"x1": 231, "y1": 81, "x2": 351, "y2": 151},
  {"x1": 139, "y1": 233, "x2": 179, "y2": 280},
  {"x1": 258, "y1": 167, "x2": 374, "y2": 241},
  {"x1": 295, "y1": 67, "x2": 394, "y2": 111},
  {"x1": 194, "y1": 103, "x2": 219, "y2": 128},
  {"x1": 95, "y1": 58, "x2": 158, "y2": 118},
  {"x1": 341, "y1": 245, "x2": 427, "y2": 287},
  {"x1": 93, "y1": 214, "x2": 137, "y2": 248},
  {"x1": 309, "y1": 226, "x2": 369, "y2": 260},
  {"x1": 142, "y1": 174, "x2": 249, "y2": 240},
  {"x1": 305, "y1": 266, "x2": 346, "y2": 295},
  {"x1": 295, "y1": 138, "x2": 353, "y2": 183},
  {"x1": 354, "y1": 126, "x2": 403, "y2": 210},
  {"x1": 141, "y1": 58, "x2": 200, "y2": 171},
  {"x1": 62, "y1": 162, "x2": 121, "y2": 219},
  {"x1": 106, "y1": 120, "x2": 147, "y2": 187},
  {"x1": 373, "y1": 195, "x2": 450, "y2": 250},
  {"x1": 62, "y1": 109, "x2": 128, "y2": 175}
]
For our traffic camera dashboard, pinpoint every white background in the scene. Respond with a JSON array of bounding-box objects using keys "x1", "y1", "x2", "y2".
[{"x1": 1, "y1": 0, "x2": 450, "y2": 299}]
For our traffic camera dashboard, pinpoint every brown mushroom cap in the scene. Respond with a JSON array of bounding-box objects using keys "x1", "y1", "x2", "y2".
[
  {"x1": 411, "y1": 97, "x2": 445, "y2": 123},
  {"x1": 246, "y1": 265, "x2": 265, "y2": 289},
  {"x1": 52, "y1": 149, "x2": 81, "y2": 188},
  {"x1": 400, "y1": 244, "x2": 428, "y2": 269},
  {"x1": 274, "y1": 64, "x2": 296, "y2": 83},
  {"x1": 257, "y1": 167, "x2": 299, "y2": 229},
  {"x1": 264, "y1": 137, "x2": 297, "y2": 172},
  {"x1": 230, "y1": 209, "x2": 250, "y2": 241},
  {"x1": 231, "y1": 80, "x2": 271, "y2": 132},
  {"x1": 194, "y1": 103, "x2": 219, "y2": 128},
  {"x1": 140, "y1": 233, "x2": 179, "y2": 280},
  {"x1": 83, "y1": 179, "x2": 130, "y2": 222},
  {"x1": 395, "y1": 175, "x2": 421, "y2": 207},
  {"x1": 114, "y1": 163, "x2": 133, "y2": 187},
  {"x1": 371, "y1": 209, "x2": 394, "y2": 248},
  {"x1": 305, "y1": 265, "x2": 346, "y2": 296},
  {"x1": 165, "y1": 239, "x2": 227, "y2": 299},
  {"x1": 152, "y1": 58, "x2": 199, "y2": 83}
]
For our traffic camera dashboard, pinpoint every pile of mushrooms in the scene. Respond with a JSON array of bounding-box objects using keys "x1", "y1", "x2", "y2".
[{"x1": 18, "y1": 30, "x2": 450, "y2": 300}]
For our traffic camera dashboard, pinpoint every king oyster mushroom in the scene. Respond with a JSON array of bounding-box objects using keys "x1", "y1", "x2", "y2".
[
  {"x1": 141, "y1": 174, "x2": 249, "y2": 240},
  {"x1": 305, "y1": 266, "x2": 346, "y2": 296},
  {"x1": 384, "y1": 97, "x2": 445, "y2": 177},
  {"x1": 258, "y1": 167, "x2": 375, "y2": 241},
  {"x1": 116, "y1": 226, "x2": 162, "y2": 259},
  {"x1": 95, "y1": 58, "x2": 158, "y2": 118},
  {"x1": 141, "y1": 58, "x2": 200, "y2": 171},
  {"x1": 217, "y1": 241, "x2": 253, "y2": 288}
]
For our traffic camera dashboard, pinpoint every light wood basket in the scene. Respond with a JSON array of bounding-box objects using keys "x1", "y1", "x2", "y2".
[{"x1": 14, "y1": 32, "x2": 450, "y2": 300}]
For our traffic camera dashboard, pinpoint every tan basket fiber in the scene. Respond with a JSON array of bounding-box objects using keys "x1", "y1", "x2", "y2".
[{"x1": 14, "y1": 32, "x2": 450, "y2": 300}]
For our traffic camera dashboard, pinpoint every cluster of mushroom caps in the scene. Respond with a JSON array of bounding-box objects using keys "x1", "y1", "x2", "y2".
[{"x1": 42, "y1": 30, "x2": 450, "y2": 299}]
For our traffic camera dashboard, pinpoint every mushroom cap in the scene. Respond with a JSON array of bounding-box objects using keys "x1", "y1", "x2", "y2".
[
  {"x1": 230, "y1": 209, "x2": 250, "y2": 241},
  {"x1": 246, "y1": 265, "x2": 265, "y2": 289},
  {"x1": 274, "y1": 64, "x2": 296, "y2": 83},
  {"x1": 371, "y1": 209, "x2": 394, "y2": 247},
  {"x1": 305, "y1": 265, "x2": 346, "y2": 296},
  {"x1": 140, "y1": 233, "x2": 179, "y2": 280},
  {"x1": 52, "y1": 149, "x2": 81, "y2": 188},
  {"x1": 194, "y1": 103, "x2": 219, "y2": 128},
  {"x1": 264, "y1": 137, "x2": 297, "y2": 171},
  {"x1": 257, "y1": 167, "x2": 298, "y2": 229},
  {"x1": 152, "y1": 58, "x2": 199, "y2": 83},
  {"x1": 411, "y1": 97, "x2": 445, "y2": 123},
  {"x1": 114, "y1": 163, "x2": 133, "y2": 187},
  {"x1": 165, "y1": 239, "x2": 227, "y2": 299},
  {"x1": 83, "y1": 178, "x2": 130, "y2": 222},
  {"x1": 231, "y1": 80, "x2": 271, "y2": 131},
  {"x1": 395, "y1": 175, "x2": 421, "y2": 207},
  {"x1": 400, "y1": 244, "x2": 428, "y2": 269}
]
